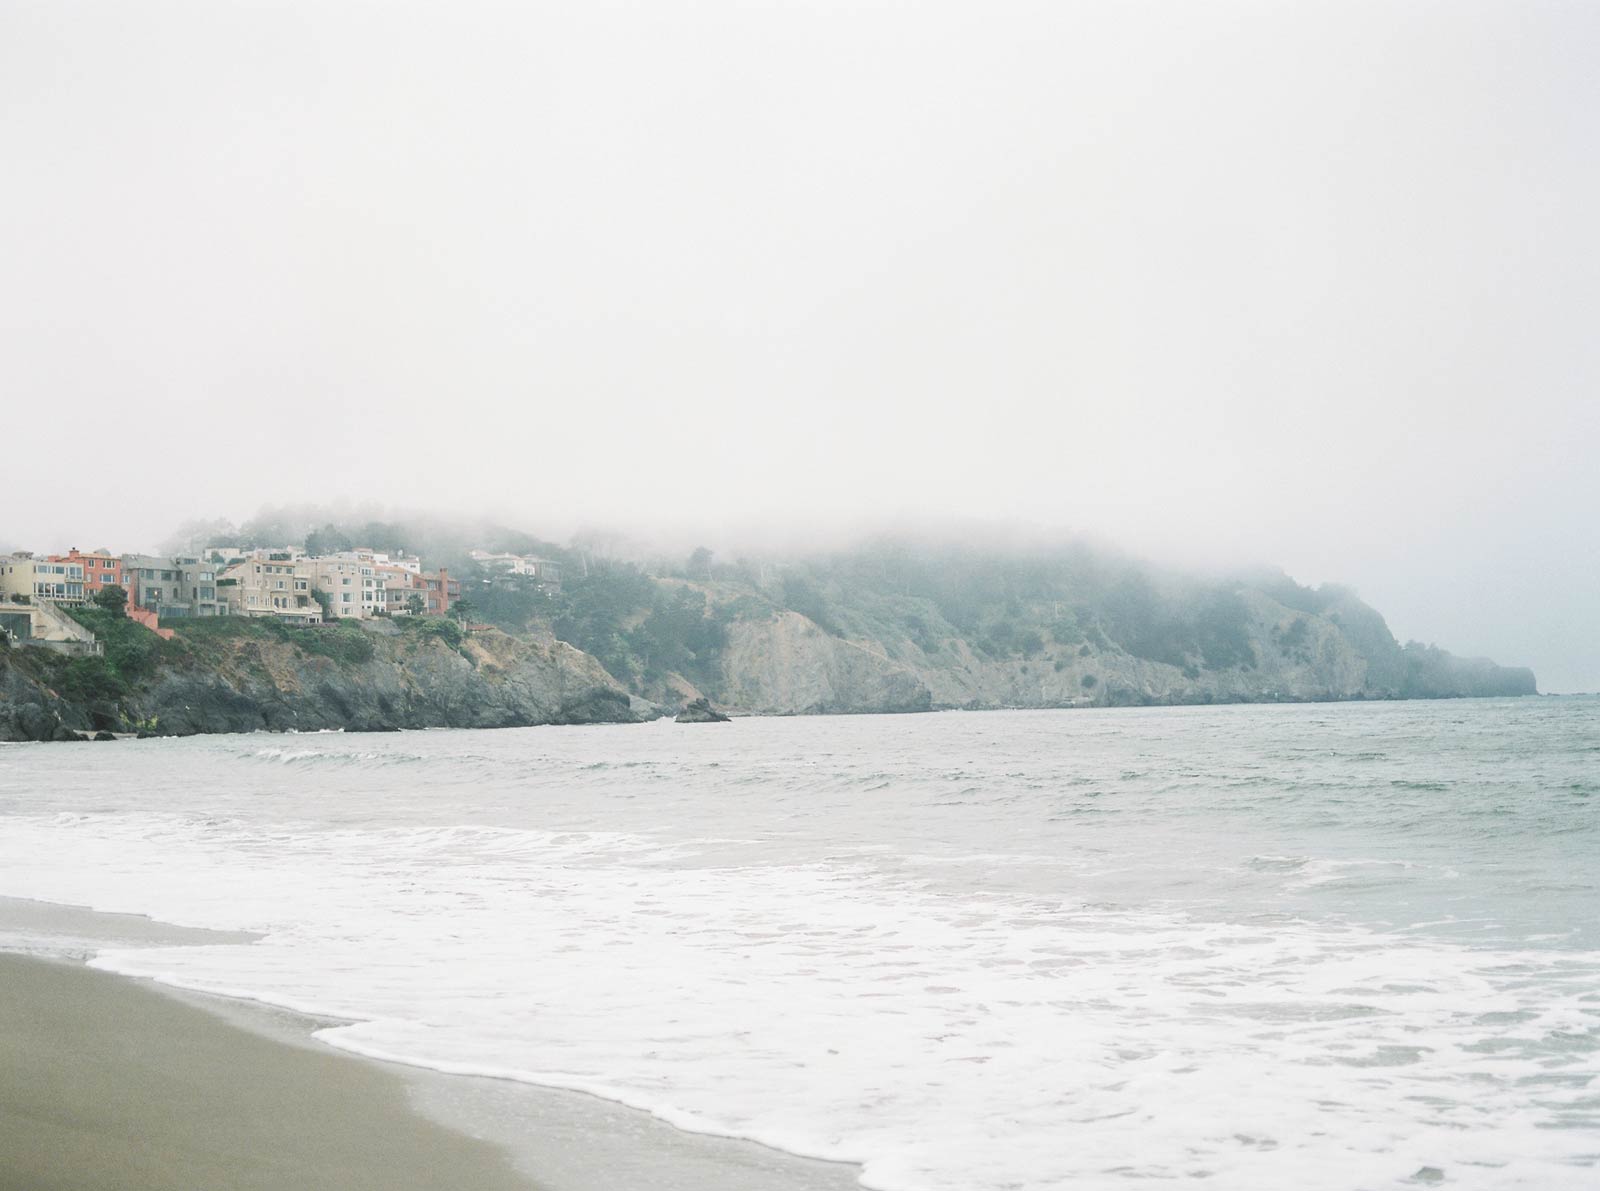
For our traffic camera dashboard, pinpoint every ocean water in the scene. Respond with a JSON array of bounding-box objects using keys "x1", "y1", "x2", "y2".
[{"x1": 1, "y1": 698, "x2": 1596, "y2": 1190}]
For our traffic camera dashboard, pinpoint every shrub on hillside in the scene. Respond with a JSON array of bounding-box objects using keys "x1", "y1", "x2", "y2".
[
  {"x1": 60, "y1": 656, "x2": 126, "y2": 702},
  {"x1": 92, "y1": 584, "x2": 129, "y2": 617},
  {"x1": 298, "y1": 621, "x2": 375, "y2": 664},
  {"x1": 409, "y1": 617, "x2": 464, "y2": 650},
  {"x1": 780, "y1": 573, "x2": 844, "y2": 637}
]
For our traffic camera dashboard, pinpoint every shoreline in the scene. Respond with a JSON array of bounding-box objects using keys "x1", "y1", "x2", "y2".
[
  {"x1": 0, "y1": 897, "x2": 863, "y2": 1191},
  {"x1": 0, "y1": 688, "x2": 1554, "y2": 746}
]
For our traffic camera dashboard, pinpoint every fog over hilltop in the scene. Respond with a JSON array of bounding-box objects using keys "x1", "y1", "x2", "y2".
[{"x1": 2, "y1": 2, "x2": 1596, "y2": 690}]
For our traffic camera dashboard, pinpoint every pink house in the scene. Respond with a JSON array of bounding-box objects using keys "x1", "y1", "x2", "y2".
[{"x1": 49, "y1": 548, "x2": 125, "y2": 600}]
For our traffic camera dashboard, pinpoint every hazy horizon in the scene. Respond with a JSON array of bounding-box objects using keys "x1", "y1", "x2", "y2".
[{"x1": 3, "y1": 2, "x2": 1596, "y2": 691}]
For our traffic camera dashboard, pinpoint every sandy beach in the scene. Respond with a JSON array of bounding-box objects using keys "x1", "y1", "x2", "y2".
[
  {"x1": 0, "y1": 952, "x2": 537, "y2": 1191},
  {"x1": 0, "y1": 897, "x2": 860, "y2": 1191}
]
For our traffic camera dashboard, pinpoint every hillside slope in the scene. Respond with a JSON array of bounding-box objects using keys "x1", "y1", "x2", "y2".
[
  {"x1": 699, "y1": 583, "x2": 1534, "y2": 714},
  {"x1": 0, "y1": 616, "x2": 632, "y2": 742},
  {"x1": 505, "y1": 540, "x2": 1537, "y2": 714},
  {"x1": 3, "y1": 531, "x2": 1535, "y2": 741}
]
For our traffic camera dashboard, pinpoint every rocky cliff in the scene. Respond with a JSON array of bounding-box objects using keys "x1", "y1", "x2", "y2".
[
  {"x1": 715, "y1": 611, "x2": 934, "y2": 715},
  {"x1": 700, "y1": 584, "x2": 1536, "y2": 714},
  {"x1": 0, "y1": 619, "x2": 633, "y2": 742},
  {"x1": 0, "y1": 536, "x2": 1540, "y2": 741},
  {"x1": 555, "y1": 542, "x2": 1537, "y2": 715}
]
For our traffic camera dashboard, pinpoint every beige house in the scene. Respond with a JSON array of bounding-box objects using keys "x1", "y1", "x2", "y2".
[
  {"x1": 218, "y1": 558, "x2": 323, "y2": 624},
  {"x1": 0, "y1": 554, "x2": 87, "y2": 604},
  {"x1": 299, "y1": 556, "x2": 382, "y2": 619},
  {"x1": 378, "y1": 563, "x2": 424, "y2": 615}
]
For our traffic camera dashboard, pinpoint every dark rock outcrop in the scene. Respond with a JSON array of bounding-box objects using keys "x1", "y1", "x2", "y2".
[
  {"x1": 675, "y1": 697, "x2": 731, "y2": 723},
  {"x1": 0, "y1": 626, "x2": 636, "y2": 742},
  {"x1": 0, "y1": 659, "x2": 79, "y2": 743}
]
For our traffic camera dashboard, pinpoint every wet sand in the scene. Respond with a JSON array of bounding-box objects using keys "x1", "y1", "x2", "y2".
[
  {"x1": 0, "y1": 953, "x2": 538, "y2": 1191},
  {"x1": 0, "y1": 897, "x2": 861, "y2": 1191}
]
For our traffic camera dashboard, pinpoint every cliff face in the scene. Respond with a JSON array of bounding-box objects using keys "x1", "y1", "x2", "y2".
[
  {"x1": 0, "y1": 623, "x2": 633, "y2": 742},
  {"x1": 494, "y1": 537, "x2": 1537, "y2": 718},
  {"x1": 697, "y1": 584, "x2": 1535, "y2": 715},
  {"x1": 716, "y1": 611, "x2": 932, "y2": 715},
  {"x1": 0, "y1": 657, "x2": 82, "y2": 742}
]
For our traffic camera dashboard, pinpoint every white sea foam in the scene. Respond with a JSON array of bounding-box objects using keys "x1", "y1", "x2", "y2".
[
  {"x1": 0, "y1": 810, "x2": 1594, "y2": 1191},
  {"x1": 242, "y1": 744, "x2": 433, "y2": 766}
]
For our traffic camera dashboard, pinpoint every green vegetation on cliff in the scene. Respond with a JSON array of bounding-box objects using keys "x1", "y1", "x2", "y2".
[
  {"x1": 537, "y1": 541, "x2": 1536, "y2": 717},
  {"x1": 136, "y1": 509, "x2": 1538, "y2": 722},
  {"x1": 0, "y1": 607, "x2": 632, "y2": 741}
]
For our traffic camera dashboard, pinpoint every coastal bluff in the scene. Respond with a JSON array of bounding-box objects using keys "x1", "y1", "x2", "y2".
[
  {"x1": 703, "y1": 583, "x2": 1537, "y2": 715},
  {"x1": 0, "y1": 539, "x2": 1540, "y2": 742},
  {"x1": 0, "y1": 620, "x2": 632, "y2": 742},
  {"x1": 453, "y1": 534, "x2": 1539, "y2": 718}
]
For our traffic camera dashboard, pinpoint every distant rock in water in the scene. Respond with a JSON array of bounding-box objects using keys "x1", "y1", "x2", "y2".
[
  {"x1": 676, "y1": 697, "x2": 731, "y2": 723},
  {"x1": 628, "y1": 695, "x2": 669, "y2": 721}
]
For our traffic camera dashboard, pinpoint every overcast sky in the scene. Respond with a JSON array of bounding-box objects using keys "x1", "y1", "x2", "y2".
[{"x1": 3, "y1": 1, "x2": 1596, "y2": 690}]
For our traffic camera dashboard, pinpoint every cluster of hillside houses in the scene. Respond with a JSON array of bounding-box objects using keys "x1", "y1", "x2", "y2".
[{"x1": 0, "y1": 544, "x2": 561, "y2": 649}]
